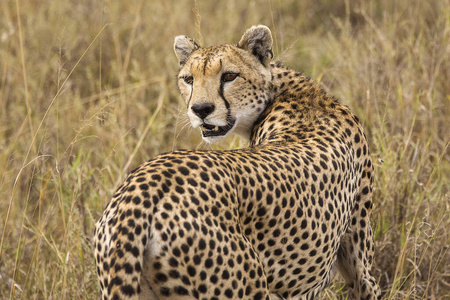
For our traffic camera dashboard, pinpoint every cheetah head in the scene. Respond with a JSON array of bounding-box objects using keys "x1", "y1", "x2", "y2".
[{"x1": 174, "y1": 25, "x2": 273, "y2": 143}]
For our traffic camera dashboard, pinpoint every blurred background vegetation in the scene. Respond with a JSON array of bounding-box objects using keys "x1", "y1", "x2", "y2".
[{"x1": 0, "y1": 0, "x2": 448, "y2": 298}]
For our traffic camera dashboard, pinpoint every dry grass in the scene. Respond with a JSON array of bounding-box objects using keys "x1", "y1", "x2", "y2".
[{"x1": 0, "y1": 0, "x2": 448, "y2": 299}]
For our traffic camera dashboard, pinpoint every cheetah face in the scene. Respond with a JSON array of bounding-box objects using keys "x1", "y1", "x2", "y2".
[{"x1": 174, "y1": 26, "x2": 273, "y2": 143}]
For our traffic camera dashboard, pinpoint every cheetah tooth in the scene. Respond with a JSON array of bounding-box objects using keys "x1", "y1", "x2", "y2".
[{"x1": 214, "y1": 126, "x2": 219, "y2": 131}]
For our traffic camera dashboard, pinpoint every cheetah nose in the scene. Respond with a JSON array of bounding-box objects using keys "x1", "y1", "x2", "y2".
[{"x1": 191, "y1": 103, "x2": 215, "y2": 119}]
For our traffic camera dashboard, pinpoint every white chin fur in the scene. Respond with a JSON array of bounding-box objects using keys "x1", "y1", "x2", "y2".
[
  {"x1": 201, "y1": 119, "x2": 254, "y2": 143},
  {"x1": 202, "y1": 135, "x2": 225, "y2": 144},
  {"x1": 201, "y1": 121, "x2": 237, "y2": 143}
]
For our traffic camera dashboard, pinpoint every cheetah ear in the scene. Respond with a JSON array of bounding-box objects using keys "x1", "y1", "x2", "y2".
[
  {"x1": 174, "y1": 35, "x2": 200, "y2": 67},
  {"x1": 238, "y1": 25, "x2": 273, "y2": 67}
]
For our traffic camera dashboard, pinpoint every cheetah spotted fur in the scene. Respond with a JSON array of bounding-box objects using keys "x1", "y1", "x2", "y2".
[{"x1": 94, "y1": 25, "x2": 381, "y2": 300}]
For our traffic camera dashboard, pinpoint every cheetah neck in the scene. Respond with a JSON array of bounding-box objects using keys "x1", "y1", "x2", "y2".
[
  {"x1": 268, "y1": 62, "x2": 330, "y2": 103},
  {"x1": 249, "y1": 62, "x2": 347, "y2": 146}
]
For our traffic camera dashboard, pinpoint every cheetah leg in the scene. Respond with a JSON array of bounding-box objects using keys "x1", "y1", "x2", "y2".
[
  {"x1": 337, "y1": 189, "x2": 381, "y2": 299},
  {"x1": 94, "y1": 193, "x2": 150, "y2": 300}
]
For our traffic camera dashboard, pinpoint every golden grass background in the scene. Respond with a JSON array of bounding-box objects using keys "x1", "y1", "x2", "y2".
[{"x1": 0, "y1": 0, "x2": 448, "y2": 298}]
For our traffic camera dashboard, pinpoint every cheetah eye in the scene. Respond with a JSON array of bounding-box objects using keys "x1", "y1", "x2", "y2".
[
  {"x1": 183, "y1": 75, "x2": 194, "y2": 85},
  {"x1": 222, "y1": 72, "x2": 238, "y2": 83}
]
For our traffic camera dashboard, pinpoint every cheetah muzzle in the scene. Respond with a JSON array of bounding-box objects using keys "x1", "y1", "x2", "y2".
[
  {"x1": 200, "y1": 116, "x2": 236, "y2": 138},
  {"x1": 94, "y1": 25, "x2": 382, "y2": 300}
]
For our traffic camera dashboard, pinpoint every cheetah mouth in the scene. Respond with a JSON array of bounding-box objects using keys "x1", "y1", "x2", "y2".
[{"x1": 200, "y1": 119, "x2": 236, "y2": 137}]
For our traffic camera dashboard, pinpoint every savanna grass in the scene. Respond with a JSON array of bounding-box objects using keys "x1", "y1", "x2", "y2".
[{"x1": 0, "y1": 0, "x2": 448, "y2": 299}]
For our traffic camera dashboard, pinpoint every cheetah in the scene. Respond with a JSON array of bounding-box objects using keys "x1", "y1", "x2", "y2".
[{"x1": 94, "y1": 25, "x2": 381, "y2": 300}]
